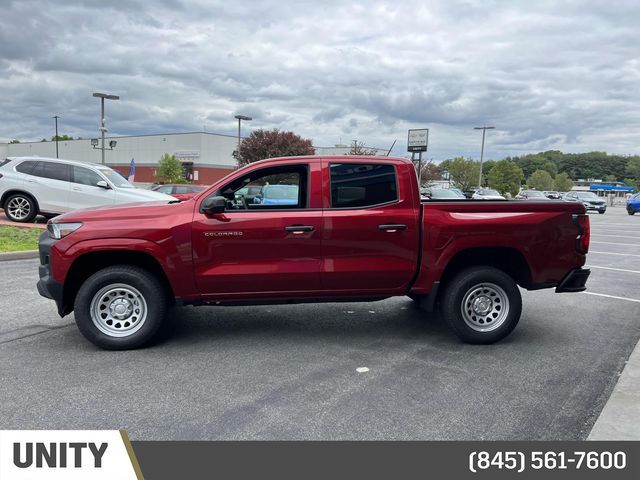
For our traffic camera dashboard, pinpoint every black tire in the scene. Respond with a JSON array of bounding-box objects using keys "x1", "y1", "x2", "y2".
[
  {"x1": 74, "y1": 265, "x2": 168, "y2": 350},
  {"x1": 440, "y1": 266, "x2": 522, "y2": 344},
  {"x1": 628, "y1": 209, "x2": 635, "y2": 216},
  {"x1": 4, "y1": 193, "x2": 37, "y2": 223}
]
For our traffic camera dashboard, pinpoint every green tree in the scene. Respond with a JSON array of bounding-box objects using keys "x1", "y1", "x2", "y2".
[
  {"x1": 440, "y1": 157, "x2": 481, "y2": 192},
  {"x1": 9, "y1": 139, "x2": 20, "y2": 144},
  {"x1": 486, "y1": 160, "x2": 524, "y2": 196},
  {"x1": 626, "y1": 157, "x2": 640, "y2": 181},
  {"x1": 51, "y1": 134, "x2": 73, "y2": 141},
  {"x1": 156, "y1": 153, "x2": 185, "y2": 183},
  {"x1": 553, "y1": 172, "x2": 573, "y2": 192},
  {"x1": 481, "y1": 159, "x2": 497, "y2": 175},
  {"x1": 603, "y1": 174, "x2": 617, "y2": 183},
  {"x1": 528, "y1": 169, "x2": 554, "y2": 191},
  {"x1": 237, "y1": 129, "x2": 315, "y2": 167}
]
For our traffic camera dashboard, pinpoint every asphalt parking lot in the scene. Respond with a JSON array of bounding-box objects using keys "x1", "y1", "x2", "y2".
[{"x1": 1, "y1": 206, "x2": 639, "y2": 440}]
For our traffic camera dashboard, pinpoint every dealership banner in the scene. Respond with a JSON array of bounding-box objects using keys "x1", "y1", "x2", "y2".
[
  {"x1": 0, "y1": 430, "x2": 142, "y2": 479},
  {"x1": 1, "y1": 435, "x2": 638, "y2": 479}
]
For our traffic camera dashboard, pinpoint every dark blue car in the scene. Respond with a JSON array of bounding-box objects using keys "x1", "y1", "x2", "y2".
[{"x1": 627, "y1": 193, "x2": 640, "y2": 215}]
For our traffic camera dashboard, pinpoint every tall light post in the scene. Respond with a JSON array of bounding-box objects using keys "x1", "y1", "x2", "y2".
[
  {"x1": 52, "y1": 115, "x2": 60, "y2": 158},
  {"x1": 93, "y1": 92, "x2": 120, "y2": 164},
  {"x1": 234, "y1": 114, "x2": 252, "y2": 165},
  {"x1": 474, "y1": 125, "x2": 495, "y2": 187}
]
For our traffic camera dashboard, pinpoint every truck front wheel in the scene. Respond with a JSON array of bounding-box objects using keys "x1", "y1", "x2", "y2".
[
  {"x1": 73, "y1": 265, "x2": 168, "y2": 350},
  {"x1": 441, "y1": 266, "x2": 522, "y2": 344}
]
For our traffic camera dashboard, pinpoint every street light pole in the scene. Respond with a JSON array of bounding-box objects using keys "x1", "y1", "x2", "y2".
[
  {"x1": 234, "y1": 115, "x2": 252, "y2": 166},
  {"x1": 93, "y1": 92, "x2": 120, "y2": 164},
  {"x1": 52, "y1": 115, "x2": 60, "y2": 158},
  {"x1": 474, "y1": 126, "x2": 495, "y2": 187}
]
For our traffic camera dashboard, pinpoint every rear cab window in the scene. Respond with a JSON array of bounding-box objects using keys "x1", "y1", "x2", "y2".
[{"x1": 329, "y1": 163, "x2": 398, "y2": 208}]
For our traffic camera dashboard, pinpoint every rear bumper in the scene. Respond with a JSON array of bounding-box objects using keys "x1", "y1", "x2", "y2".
[
  {"x1": 555, "y1": 268, "x2": 590, "y2": 293},
  {"x1": 36, "y1": 232, "x2": 67, "y2": 316}
]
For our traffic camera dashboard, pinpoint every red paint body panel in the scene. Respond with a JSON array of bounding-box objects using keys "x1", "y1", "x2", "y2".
[{"x1": 48, "y1": 156, "x2": 588, "y2": 306}]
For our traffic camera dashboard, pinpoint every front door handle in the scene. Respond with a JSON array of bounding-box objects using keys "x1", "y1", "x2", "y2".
[
  {"x1": 378, "y1": 223, "x2": 407, "y2": 232},
  {"x1": 285, "y1": 225, "x2": 315, "y2": 234}
]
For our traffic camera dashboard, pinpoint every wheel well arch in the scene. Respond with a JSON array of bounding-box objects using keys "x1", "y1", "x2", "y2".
[
  {"x1": 62, "y1": 250, "x2": 175, "y2": 314},
  {"x1": 439, "y1": 247, "x2": 532, "y2": 289},
  {"x1": 1, "y1": 189, "x2": 39, "y2": 210}
]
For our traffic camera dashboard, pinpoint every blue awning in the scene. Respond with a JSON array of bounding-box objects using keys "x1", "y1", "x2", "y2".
[{"x1": 589, "y1": 184, "x2": 633, "y2": 192}]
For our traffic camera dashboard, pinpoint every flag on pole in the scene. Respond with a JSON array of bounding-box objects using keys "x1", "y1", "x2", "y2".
[{"x1": 127, "y1": 158, "x2": 135, "y2": 183}]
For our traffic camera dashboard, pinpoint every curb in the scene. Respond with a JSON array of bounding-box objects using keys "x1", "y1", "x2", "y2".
[{"x1": 0, "y1": 250, "x2": 39, "y2": 261}]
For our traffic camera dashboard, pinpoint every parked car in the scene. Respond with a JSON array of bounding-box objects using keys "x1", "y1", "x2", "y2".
[
  {"x1": 152, "y1": 184, "x2": 207, "y2": 201},
  {"x1": 515, "y1": 190, "x2": 551, "y2": 200},
  {"x1": 0, "y1": 156, "x2": 173, "y2": 223},
  {"x1": 564, "y1": 191, "x2": 606, "y2": 214},
  {"x1": 421, "y1": 187, "x2": 467, "y2": 199},
  {"x1": 543, "y1": 191, "x2": 561, "y2": 199},
  {"x1": 253, "y1": 184, "x2": 299, "y2": 205},
  {"x1": 627, "y1": 193, "x2": 640, "y2": 215},
  {"x1": 37, "y1": 155, "x2": 590, "y2": 350},
  {"x1": 472, "y1": 188, "x2": 506, "y2": 200}
]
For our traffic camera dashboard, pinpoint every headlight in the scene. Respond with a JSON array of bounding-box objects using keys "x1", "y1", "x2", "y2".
[{"x1": 47, "y1": 222, "x2": 83, "y2": 239}]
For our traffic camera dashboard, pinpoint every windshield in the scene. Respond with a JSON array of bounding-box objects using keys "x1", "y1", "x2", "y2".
[
  {"x1": 96, "y1": 167, "x2": 134, "y2": 188},
  {"x1": 578, "y1": 192, "x2": 599, "y2": 200},
  {"x1": 527, "y1": 191, "x2": 546, "y2": 197},
  {"x1": 480, "y1": 189, "x2": 501, "y2": 196}
]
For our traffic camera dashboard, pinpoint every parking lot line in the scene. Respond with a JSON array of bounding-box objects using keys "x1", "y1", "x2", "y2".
[
  {"x1": 589, "y1": 251, "x2": 640, "y2": 257},
  {"x1": 582, "y1": 292, "x2": 640, "y2": 303},
  {"x1": 590, "y1": 241, "x2": 640, "y2": 247},
  {"x1": 588, "y1": 265, "x2": 640, "y2": 274},
  {"x1": 591, "y1": 234, "x2": 640, "y2": 239}
]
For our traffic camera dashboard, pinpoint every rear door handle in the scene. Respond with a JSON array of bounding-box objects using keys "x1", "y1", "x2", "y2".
[
  {"x1": 285, "y1": 225, "x2": 315, "y2": 234},
  {"x1": 378, "y1": 223, "x2": 407, "y2": 232}
]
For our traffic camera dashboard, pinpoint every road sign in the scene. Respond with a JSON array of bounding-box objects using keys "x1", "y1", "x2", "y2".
[{"x1": 407, "y1": 129, "x2": 429, "y2": 152}]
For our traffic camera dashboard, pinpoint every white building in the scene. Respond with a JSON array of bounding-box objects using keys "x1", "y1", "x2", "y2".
[{"x1": 0, "y1": 132, "x2": 387, "y2": 184}]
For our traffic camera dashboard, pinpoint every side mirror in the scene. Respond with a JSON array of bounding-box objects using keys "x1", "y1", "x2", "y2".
[
  {"x1": 96, "y1": 180, "x2": 111, "y2": 189},
  {"x1": 200, "y1": 196, "x2": 226, "y2": 215}
]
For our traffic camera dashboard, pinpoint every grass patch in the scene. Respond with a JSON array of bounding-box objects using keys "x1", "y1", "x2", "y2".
[{"x1": 0, "y1": 225, "x2": 43, "y2": 253}]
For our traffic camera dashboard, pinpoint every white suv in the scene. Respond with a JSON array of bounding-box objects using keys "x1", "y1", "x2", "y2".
[{"x1": 0, "y1": 156, "x2": 173, "y2": 223}]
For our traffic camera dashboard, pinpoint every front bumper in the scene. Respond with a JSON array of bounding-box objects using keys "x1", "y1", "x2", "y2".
[
  {"x1": 584, "y1": 204, "x2": 606, "y2": 211},
  {"x1": 36, "y1": 231, "x2": 66, "y2": 316},
  {"x1": 555, "y1": 268, "x2": 591, "y2": 293}
]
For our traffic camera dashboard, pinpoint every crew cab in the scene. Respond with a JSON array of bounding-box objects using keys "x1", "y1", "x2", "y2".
[{"x1": 36, "y1": 156, "x2": 591, "y2": 349}]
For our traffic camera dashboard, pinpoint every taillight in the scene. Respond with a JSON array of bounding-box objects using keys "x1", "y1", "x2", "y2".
[{"x1": 573, "y1": 214, "x2": 590, "y2": 254}]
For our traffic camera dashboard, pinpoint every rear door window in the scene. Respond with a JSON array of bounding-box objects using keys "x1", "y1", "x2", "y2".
[
  {"x1": 329, "y1": 163, "x2": 398, "y2": 208},
  {"x1": 30, "y1": 161, "x2": 71, "y2": 182}
]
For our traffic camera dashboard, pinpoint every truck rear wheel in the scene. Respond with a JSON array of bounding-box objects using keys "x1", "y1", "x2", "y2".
[
  {"x1": 73, "y1": 265, "x2": 168, "y2": 350},
  {"x1": 441, "y1": 266, "x2": 521, "y2": 344}
]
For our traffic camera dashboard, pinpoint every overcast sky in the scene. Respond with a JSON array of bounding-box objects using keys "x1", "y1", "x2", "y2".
[{"x1": 1, "y1": 0, "x2": 638, "y2": 160}]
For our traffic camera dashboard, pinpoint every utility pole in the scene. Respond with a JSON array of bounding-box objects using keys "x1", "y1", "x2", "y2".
[
  {"x1": 52, "y1": 115, "x2": 60, "y2": 158},
  {"x1": 93, "y1": 92, "x2": 120, "y2": 164},
  {"x1": 234, "y1": 114, "x2": 252, "y2": 166},
  {"x1": 474, "y1": 126, "x2": 495, "y2": 187}
]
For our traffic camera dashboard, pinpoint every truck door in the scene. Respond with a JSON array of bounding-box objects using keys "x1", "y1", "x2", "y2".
[
  {"x1": 321, "y1": 160, "x2": 420, "y2": 293},
  {"x1": 192, "y1": 162, "x2": 323, "y2": 297}
]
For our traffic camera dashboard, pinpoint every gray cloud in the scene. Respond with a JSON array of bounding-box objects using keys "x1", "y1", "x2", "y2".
[{"x1": 0, "y1": 0, "x2": 639, "y2": 160}]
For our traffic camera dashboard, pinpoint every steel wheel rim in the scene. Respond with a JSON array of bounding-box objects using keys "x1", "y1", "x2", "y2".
[
  {"x1": 90, "y1": 283, "x2": 148, "y2": 337},
  {"x1": 7, "y1": 197, "x2": 31, "y2": 220},
  {"x1": 461, "y1": 282, "x2": 509, "y2": 332}
]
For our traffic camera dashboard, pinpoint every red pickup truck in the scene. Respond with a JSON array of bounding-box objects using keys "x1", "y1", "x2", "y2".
[{"x1": 37, "y1": 156, "x2": 590, "y2": 349}]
